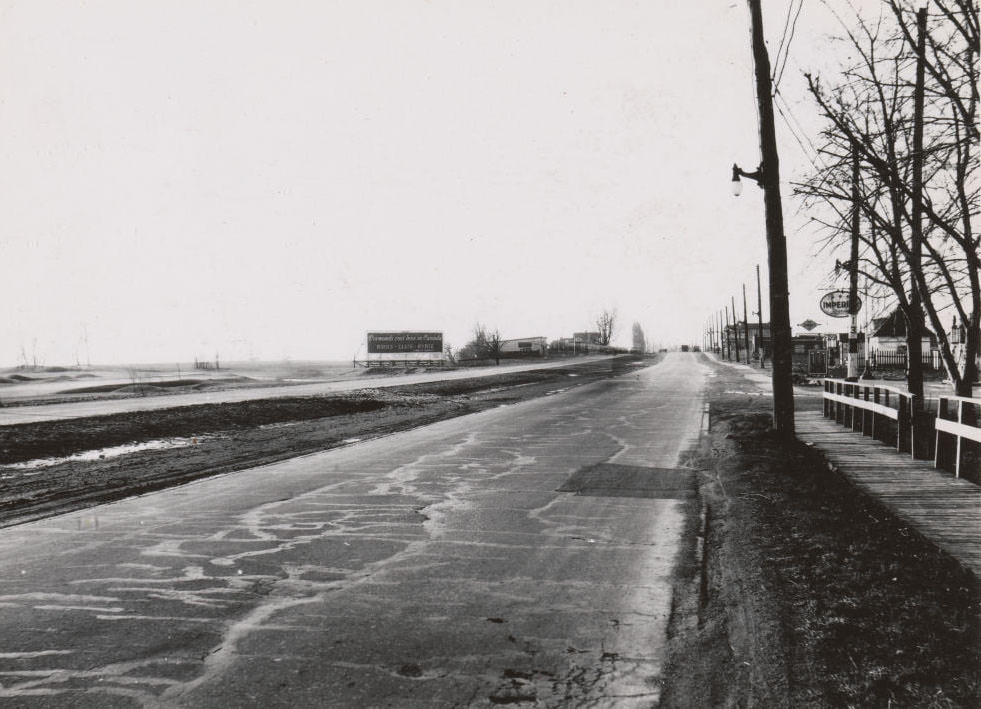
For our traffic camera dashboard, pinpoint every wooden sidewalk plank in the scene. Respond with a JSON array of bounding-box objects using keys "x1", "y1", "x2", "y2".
[{"x1": 796, "y1": 411, "x2": 981, "y2": 579}]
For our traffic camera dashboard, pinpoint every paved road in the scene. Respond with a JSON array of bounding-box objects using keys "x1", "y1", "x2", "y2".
[
  {"x1": 0, "y1": 353, "x2": 708, "y2": 708},
  {"x1": 0, "y1": 357, "x2": 615, "y2": 426}
]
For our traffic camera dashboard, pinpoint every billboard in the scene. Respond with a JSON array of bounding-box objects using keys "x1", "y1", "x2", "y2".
[{"x1": 367, "y1": 332, "x2": 443, "y2": 354}]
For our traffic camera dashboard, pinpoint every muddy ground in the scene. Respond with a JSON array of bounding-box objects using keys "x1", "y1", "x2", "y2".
[
  {"x1": 0, "y1": 355, "x2": 651, "y2": 528},
  {"x1": 660, "y1": 358, "x2": 980, "y2": 708}
]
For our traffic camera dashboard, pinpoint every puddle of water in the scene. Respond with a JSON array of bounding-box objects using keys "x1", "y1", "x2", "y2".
[
  {"x1": 258, "y1": 421, "x2": 300, "y2": 430},
  {"x1": 4, "y1": 438, "x2": 205, "y2": 470}
]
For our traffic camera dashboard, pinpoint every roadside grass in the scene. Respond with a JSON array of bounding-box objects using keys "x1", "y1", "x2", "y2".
[{"x1": 662, "y1": 366, "x2": 980, "y2": 708}]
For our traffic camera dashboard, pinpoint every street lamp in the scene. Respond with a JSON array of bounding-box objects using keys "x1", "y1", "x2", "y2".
[{"x1": 730, "y1": 163, "x2": 763, "y2": 197}]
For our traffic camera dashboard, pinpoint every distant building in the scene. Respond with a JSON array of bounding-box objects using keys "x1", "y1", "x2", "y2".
[
  {"x1": 724, "y1": 322, "x2": 770, "y2": 359},
  {"x1": 573, "y1": 332, "x2": 603, "y2": 346},
  {"x1": 499, "y1": 337, "x2": 548, "y2": 358},
  {"x1": 791, "y1": 333, "x2": 826, "y2": 354},
  {"x1": 867, "y1": 307, "x2": 936, "y2": 353}
]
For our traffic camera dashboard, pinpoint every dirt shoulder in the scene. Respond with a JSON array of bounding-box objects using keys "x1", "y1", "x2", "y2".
[
  {"x1": 0, "y1": 355, "x2": 654, "y2": 528},
  {"x1": 660, "y1": 357, "x2": 980, "y2": 708}
]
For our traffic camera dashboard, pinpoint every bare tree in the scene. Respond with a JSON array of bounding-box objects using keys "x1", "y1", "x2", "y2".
[
  {"x1": 459, "y1": 322, "x2": 504, "y2": 365},
  {"x1": 797, "y1": 0, "x2": 978, "y2": 395},
  {"x1": 596, "y1": 309, "x2": 617, "y2": 347}
]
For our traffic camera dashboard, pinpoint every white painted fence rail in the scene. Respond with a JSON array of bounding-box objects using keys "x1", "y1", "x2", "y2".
[
  {"x1": 822, "y1": 379, "x2": 918, "y2": 456},
  {"x1": 935, "y1": 395, "x2": 981, "y2": 480},
  {"x1": 822, "y1": 379, "x2": 981, "y2": 483}
]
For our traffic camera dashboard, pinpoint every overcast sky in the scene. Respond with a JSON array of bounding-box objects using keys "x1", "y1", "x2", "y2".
[{"x1": 1, "y1": 0, "x2": 867, "y2": 366}]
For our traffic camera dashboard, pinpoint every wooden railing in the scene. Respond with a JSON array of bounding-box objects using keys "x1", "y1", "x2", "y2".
[
  {"x1": 822, "y1": 379, "x2": 919, "y2": 456},
  {"x1": 935, "y1": 395, "x2": 981, "y2": 481}
]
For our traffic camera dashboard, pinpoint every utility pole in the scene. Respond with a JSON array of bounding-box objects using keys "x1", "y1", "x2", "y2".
[
  {"x1": 743, "y1": 283, "x2": 751, "y2": 364},
  {"x1": 847, "y1": 143, "x2": 860, "y2": 381},
  {"x1": 743, "y1": 0, "x2": 795, "y2": 435},
  {"x1": 731, "y1": 296, "x2": 741, "y2": 364},
  {"x1": 721, "y1": 310, "x2": 727, "y2": 358},
  {"x1": 756, "y1": 264, "x2": 765, "y2": 368},
  {"x1": 725, "y1": 305, "x2": 732, "y2": 362},
  {"x1": 907, "y1": 5, "x2": 927, "y2": 453},
  {"x1": 720, "y1": 310, "x2": 726, "y2": 358}
]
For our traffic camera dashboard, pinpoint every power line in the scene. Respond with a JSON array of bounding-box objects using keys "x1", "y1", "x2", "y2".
[
  {"x1": 774, "y1": 88, "x2": 825, "y2": 167},
  {"x1": 773, "y1": 90, "x2": 824, "y2": 171},
  {"x1": 772, "y1": 0, "x2": 798, "y2": 86},
  {"x1": 774, "y1": 0, "x2": 805, "y2": 92}
]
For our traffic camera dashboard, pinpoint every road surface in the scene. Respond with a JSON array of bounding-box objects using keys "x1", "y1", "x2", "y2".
[
  {"x1": 0, "y1": 357, "x2": 615, "y2": 426},
  {"x1": 0, "y1": 353, "x2": 708, "y2": 708}
]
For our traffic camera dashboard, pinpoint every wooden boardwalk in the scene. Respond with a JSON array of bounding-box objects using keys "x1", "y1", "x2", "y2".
[{"x1": 796, "y1": 410, "x2": 981, "y2": 579}]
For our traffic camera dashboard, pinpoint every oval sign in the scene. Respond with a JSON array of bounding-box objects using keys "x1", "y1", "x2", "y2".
[{"x1": 820, "y1": 289, "x2": 860, "y2": 318}]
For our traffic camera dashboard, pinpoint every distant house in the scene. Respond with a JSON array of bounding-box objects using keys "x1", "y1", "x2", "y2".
[
  {"x1": 724, "y1": 322, "x2": 770, "y2": 359},
  {"x1": 868, "y1": 307, "x2": 936, "y2": 353},
  {"x1": 791, "y1": 333, "x2": 825, "y2": 354}
]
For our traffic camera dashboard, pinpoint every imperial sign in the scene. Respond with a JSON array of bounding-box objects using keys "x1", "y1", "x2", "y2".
[{"x1": 819, "y1": 290, "x2": 861, "y2": 318}]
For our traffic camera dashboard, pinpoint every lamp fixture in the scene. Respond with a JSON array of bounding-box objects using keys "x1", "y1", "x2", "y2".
[{"x1": 731, "y1": 163, "x2": 763, "y2": 196}]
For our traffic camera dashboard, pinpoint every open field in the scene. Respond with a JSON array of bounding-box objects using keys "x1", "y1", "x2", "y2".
[
  {"x1": 0, "y1": 355, "x2": 654, "y2": 528},
  {"x1": 0, "y1": 360, "x2": 365, "y2": 406}
]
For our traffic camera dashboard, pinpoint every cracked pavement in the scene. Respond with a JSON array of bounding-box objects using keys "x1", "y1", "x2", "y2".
[{"x1": 0, "y1": 353, "x2": 709, "y2": 708}]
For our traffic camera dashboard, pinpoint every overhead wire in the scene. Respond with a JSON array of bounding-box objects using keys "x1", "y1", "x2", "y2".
[
  {"x1": 774, "y1": 0, "x2": 805, "y2": 92},
  {"x1": 775, "y1": 87, "x2": 826, "y2": 168},
  {"x1": 773, "y1": 0, "x2": 798, "y2": 86}
]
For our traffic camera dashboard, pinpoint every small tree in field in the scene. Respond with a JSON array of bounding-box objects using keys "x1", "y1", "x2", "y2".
[
  {"x1": 458, "y1": 322, "x2": 504, "y2": 364},
  {"x1": 596, "y1": 309, "x2": 618, "y2": 346}
]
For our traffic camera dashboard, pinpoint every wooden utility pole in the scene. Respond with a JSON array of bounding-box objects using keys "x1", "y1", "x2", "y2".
[
  {"x1": 720, "y1": 310, "x2": 726, "y2": 358},
  {"x1": 908, "y1": 6, "x2": 928, "y2": 454},
  {"x1": 746, "y1": 0, "x2": 795, "y2": 435},
  {"x1": 725, "y1": 306, "x2": 732, "y2": 361},
  {"x1": 743, "y1": 283, "x2": 751, "y2": 364},
  {"x1": 847, "y1": 143, "x2": 861, "y2": 381},
  {"x1": 756, "y1": 264, "x2": 765, "y2": 368},
  {"x1": 732, "y1": 296, "x2": 741, "y2": 363},
  {"x1": 721, "y1": 310, "x2": 727, "y2": 358}
]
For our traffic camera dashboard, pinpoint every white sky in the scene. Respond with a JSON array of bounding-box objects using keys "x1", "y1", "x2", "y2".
[{"x1": 0, "y1": 0, "x2": 873, "y2": 366}]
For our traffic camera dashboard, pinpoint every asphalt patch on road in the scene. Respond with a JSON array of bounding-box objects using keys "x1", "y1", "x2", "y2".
[{"x1": 557, "y1": 463, "x2": 695, "y2": 499}]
